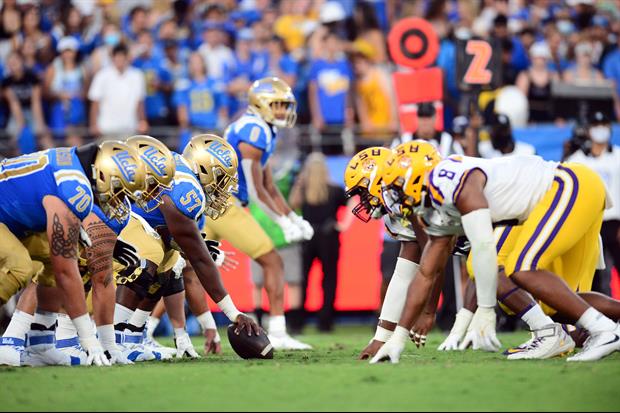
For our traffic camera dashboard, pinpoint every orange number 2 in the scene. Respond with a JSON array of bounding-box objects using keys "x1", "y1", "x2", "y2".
[{"x1": 464, "y1": 40, "x2": 492, "y2": 85}]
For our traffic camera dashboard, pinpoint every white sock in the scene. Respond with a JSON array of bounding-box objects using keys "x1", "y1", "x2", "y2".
[
  {"x1": 146, "y1": 316, "x2": 160, "y2": 338},
  {"x1": 577, "y1": 307, "x2": 617, "y2": 334},
  {"x1": 56, "y1": 314, "x2": 78, "y2": 340},
  {"x1": 196, "y1": 311, "x2": 216, "y2": 333},
  {"x1": 521, "y1": 304, "x2": 555, "y2": 330},
  {"x1": 174, "y1": 328, "x2": 186, "y2": 339},
  {"x1": 33, "y1": 311, "x2": 57, "y2": 330},
  {"x1": 3, "y1": 310, "x2": 33, "y2": 339},
  {"x1": 114, "y1": 304, "x2": 134, "y2": 325},
  {"x1": 268, "y1": 315, "x2": 286, "y2": 336},
  {"x1": 129, "y1": 309, "x2": 151, "y2": 329}
]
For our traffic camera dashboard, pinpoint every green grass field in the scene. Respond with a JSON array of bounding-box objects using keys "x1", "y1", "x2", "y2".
[{"x1": 1, "y1": 325, "x2": 619, "y2": 412}]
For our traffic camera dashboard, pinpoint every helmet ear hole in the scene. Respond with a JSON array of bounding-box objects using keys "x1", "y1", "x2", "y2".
[
  {"x1": 200, "y1": 165, "x2": 209, "y2": 175},
  {"x1": 412, "y1": 176, "x2": 421, "y2": 185}
]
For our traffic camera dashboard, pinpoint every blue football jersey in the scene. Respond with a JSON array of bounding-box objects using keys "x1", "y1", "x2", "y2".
[
  {"x1": 224, "y1": 110, "x2": 277, "y2": 204},
  {"x1": 132, "y1": 152, "x2": 205, "y2": 229},
  {"x1": 0, "y1": 147, "x2": 94, "y2": 237}
]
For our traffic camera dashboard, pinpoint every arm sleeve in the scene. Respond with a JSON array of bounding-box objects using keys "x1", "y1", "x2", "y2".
[
  {"x1": 378, "y1": 257, "x2": 419, "y2": 323},
  {"x1": 461, "y1": 208, "x2": 497, "y2": 308}
]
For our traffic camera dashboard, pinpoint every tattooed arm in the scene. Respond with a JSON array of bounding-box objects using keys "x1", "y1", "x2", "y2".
[
  {"x1": 82, "y1": 213, "x2": 116, "y2": 326},
  {"x1": 42, "y1": 195, "x2": 89, "y2": 319}
]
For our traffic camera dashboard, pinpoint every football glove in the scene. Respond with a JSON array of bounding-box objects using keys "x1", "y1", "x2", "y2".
[
  {"x1": 369, "y1": 326, "x2": 409, "y2": 364},
  {"x1": 288, "y1": 212, "x2": 314, "y2": 240},
  {"x1": 438, "y1": 308, "x2": 474, "y2": 351},
  {"x1": 113, "y1": 239, "x2": 140, "y2": 267},
  {"x1": 275, "y1": 215, "x2": 303, "y2": 243},
  {"x1": 459, "y1": 307, "x2": 501, "y2": 352}
]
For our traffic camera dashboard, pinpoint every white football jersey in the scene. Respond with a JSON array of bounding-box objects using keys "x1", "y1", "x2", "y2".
[{"x1": 425, "y1": 155, "x2": 558, "y2": 232}]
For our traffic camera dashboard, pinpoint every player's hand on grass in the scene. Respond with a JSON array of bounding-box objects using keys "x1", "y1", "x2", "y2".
[
  {"x1": 458, "y1": 307, "x2": 501, "y2": 352},
  {"x1": 410, "y1": 311, "x2": 435, "y2": 348},
  {"x1": 438, "y1": 308, "x2": 474, "y2": 351},
  {"x1": 358, "y1": 339, "x2": 385, "y2": 360},
  {"x1": 234, "y1": 314, "x2": 262, "y2": 336},
  {"x1": 175, "y1": 332, "x2": 201, "y2": 359},
  {"x1": 204, "y1": 328, "x2": 222, "y2": 355},
  {"x1": 81, "y1": 336, "x2": 111, "y2": 367},
  {"x1": 369, "y1": 327, "x2": 409, "y2": 364}
]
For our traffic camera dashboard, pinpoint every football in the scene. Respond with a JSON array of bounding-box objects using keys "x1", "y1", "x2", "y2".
[{"x1": 227, "y1": 324, "x2": 274, "y2": 360}]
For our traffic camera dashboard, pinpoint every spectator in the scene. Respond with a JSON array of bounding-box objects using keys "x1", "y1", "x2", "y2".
[
  {"x1": 273, "y1": 0, "x2": 314, "y2": 58},
  {"x1": 198, "y1": 22, "x2": 235, "y2": 81},
  {"x1": 351, "y1": 2, "x2": 387, "y2": 65},
  {"x1": 396, "y1": 102, "x2": 463, "y2": 157},
  {"x1": 226, "y1": 28, "x2": 256, "y2": 118},
  {"x1": 43, "y1": 36, "x2": 86, "y2": 147},
  {"x1": 350, "y1": 39, "x2": 397, "y2": 138},
  {"x1": 2, "y1": 51, "x2": 52, "y2": 151},
  {"x1": 516, "y1": 42, "x2": 559, "y2": 123},
  {"x1": 308, "y1": 31, "x2": 353, "y2": 133},
  {"x1": 603, "y1": 36, "x2": 620, "y2": 120},
  {"x1": 0, "y1": 5, "x2": 21, "y2": 62},
  {"x1": 565, "y1": 111, "x2": 620, "y2": 295},
  {"x1": 451, "y1": 115, "x2": 478, "y2": 157},
  {"x1": 563, "y1": 42, "x2": 605, "y2": 84},
  {"x1": 288, "y1": 152, "x2": 354, "y2": 332},
  {"x1": 174, "y1": 53, "x2": 228, "y2": 147},
  {"x1": 20, "y1": 37, "x2": 45, "y2": 78},
  {"x1": 125, "y1": 6, "x2": 149, "y2": 42},
  {"x1": 21, "y1": 5, "x2": 54, "y2": 67},
  {"x1": 88, "y1": 43, "x2": 147, "y2": 140},
  {"x1": 258, "y1": 35, "x2": 298, "y2": 89},
  {"x1": 52, "y1": 5, "x2": 93, "y2": 56},
  {"x1": 132, "y1": 30, "x2": 173, "y2": 126},
  {"x1": 544, "y1": 24, "x2": 571, "y2": 74},
  {"x1": 478, "y1": 113, "x2": 536, "y2": 158},
  {"x1": 88, "y1": 22, "x2": 123, "y2": 75}
]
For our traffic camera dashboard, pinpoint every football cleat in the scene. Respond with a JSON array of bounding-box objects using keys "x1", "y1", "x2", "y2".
[
  {"x1": 507, "y1": 324, "x2": 575, "y2": 360},
  {"x1": 0, "y1": 337, "x2": 25, "y2": 366},
  {"x1": 143, "y1": 336, "x2": 177, "y2": 358},
  {"x1": 268, "y1": 333, "x2": 313, "y2": 351},
  {"x1": 567, "y1": 323, "x2": 620, "y2": 362}
]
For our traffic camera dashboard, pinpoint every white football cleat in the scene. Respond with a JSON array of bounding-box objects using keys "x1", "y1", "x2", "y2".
[
  {"x1": 567, "y1": 323, "x2": 620, "y2": 362},
  {"x1": 144, "y1": 336, "x2": 177, "y2": 358},
  {"x1": 507, "y1": 324, "x2": 575, "y2": 360},
  {"x1": 268, "y1": 334, "x2": 313, "y2": 350},
  {"x1": 0, "y1": 337, "x2": 25, "y2": 366},
  {"x1": 122, "y1": 331, "x2": 161, "y2": 361},
  {"x1": 24, "y1": 345, "x2": 84, "y2": 366}
]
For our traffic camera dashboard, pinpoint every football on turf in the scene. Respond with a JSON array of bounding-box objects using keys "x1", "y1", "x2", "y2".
[{"x1": 227, "y1": 324, "x2": 274, "y2": 359}]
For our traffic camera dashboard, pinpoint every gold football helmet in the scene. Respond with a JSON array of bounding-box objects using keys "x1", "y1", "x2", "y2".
[
  {"x1": 182, "y1": 134, "x2": 239, "y2": 219},
  {"x1": 93, "y1": 141, "x2": 147, "y2": 222},
  {"x1": 248, "y1": 77, "x2": 297, "y2": 128},
  {"x1": 126, "y1": 135, "x2": 176, "y2": 212},
  {"x1": 344, "y1": 147, "x2": 392, "y2": 222},
  {"x1": 381, "y1": 140, "x2": 441, "y2": 217}
]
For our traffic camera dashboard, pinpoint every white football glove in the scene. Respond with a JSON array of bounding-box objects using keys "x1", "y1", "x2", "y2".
[
  {"x1": 105, "y1": 344, "x2": 134, "y2": 365},
  {"x1": 458, "y1": 307, "x2": 501, "y2": 352},
  {"x1": 288, "y1": 212, "x2": 314, "y2": 240},
  {"x1": 438, "y1": 308, "x2": 474, "y2": 351},
  {"x1": 275, "y1": 215, "x2": 303, "y2": 243},
  {"x1": 369, "y1": 326, "x2": 409, "y2": 364},
  {"x1": 175, "y1": 332, "x2": 201, "y2": 359},
  {"x1": 80, "y1": 335, "x2": 111, "y2": 367}
]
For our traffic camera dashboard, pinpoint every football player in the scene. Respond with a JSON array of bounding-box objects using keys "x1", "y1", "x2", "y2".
[
  {"x1": 203, "y1": 77, "x2": 313, "y2": 350},
  {"x1": 126, "y1": 134, "x2": 260, "y2": 355},
  {"x1": 0, "y1": 141, "x2": 146, "y2": 366},
  {"x1": 372, "y1": 151, "x2": 620, "y2": 363}
]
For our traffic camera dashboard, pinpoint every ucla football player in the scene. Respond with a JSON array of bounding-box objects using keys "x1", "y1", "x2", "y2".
[
  {"x1": 371, "y1": 150, "x2": 620, "y2": 363},
  {"x1": 202, "y1": 77, "x2": 313, "y2": 350},
  {"x1": 0, "y1": 141, "x2": 146, "y2": 366},
  {"x1": 126, "y1": 134, "x2": 260, "y2": 353}
]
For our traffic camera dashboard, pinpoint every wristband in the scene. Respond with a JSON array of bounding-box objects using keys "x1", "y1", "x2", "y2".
[
  {"x1": 373, "y1": 325, "x2": 393, "y2": 343},
  {"x1": 216, "y1": 295, "x2": 241, "y2": 323}
]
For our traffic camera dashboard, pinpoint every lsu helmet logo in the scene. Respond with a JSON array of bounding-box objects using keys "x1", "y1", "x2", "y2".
[
  {"x1": 112, "y1": 150, "x2": 138, "y2": 182},
  {"x1": 207, "y1": 141, "x2": 234, "y2": 168}
]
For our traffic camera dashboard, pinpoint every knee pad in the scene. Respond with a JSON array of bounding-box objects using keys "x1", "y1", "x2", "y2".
[
  {"x1": 159, "y1": 270, "x2": 185, "y2": 298},
  {"x1": 118, "y1": 260, "x2": 159, "y2": 300}
]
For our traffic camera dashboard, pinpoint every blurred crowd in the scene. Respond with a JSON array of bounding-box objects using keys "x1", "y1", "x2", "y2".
[{"x1": 0, "y1": 0, "x2": 618, "y2": 157}]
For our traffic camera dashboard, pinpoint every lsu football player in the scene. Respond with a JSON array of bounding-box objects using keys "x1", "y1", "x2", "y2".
[
  {"x1": 371, "y1": 150, "x2": 620, "y2": 363},
  {"x1": 203, "y1": 77, "x2": 313, "y2": 350},
  {"x1": 126, "y1": 134, "x2": 260, "y2": 353},
  {"x1": 343, "y1": 145, "x2": 429, "y2": 359},
  {"x1": 0, "y1": 141, "x2": 146, "y2": 366}
]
